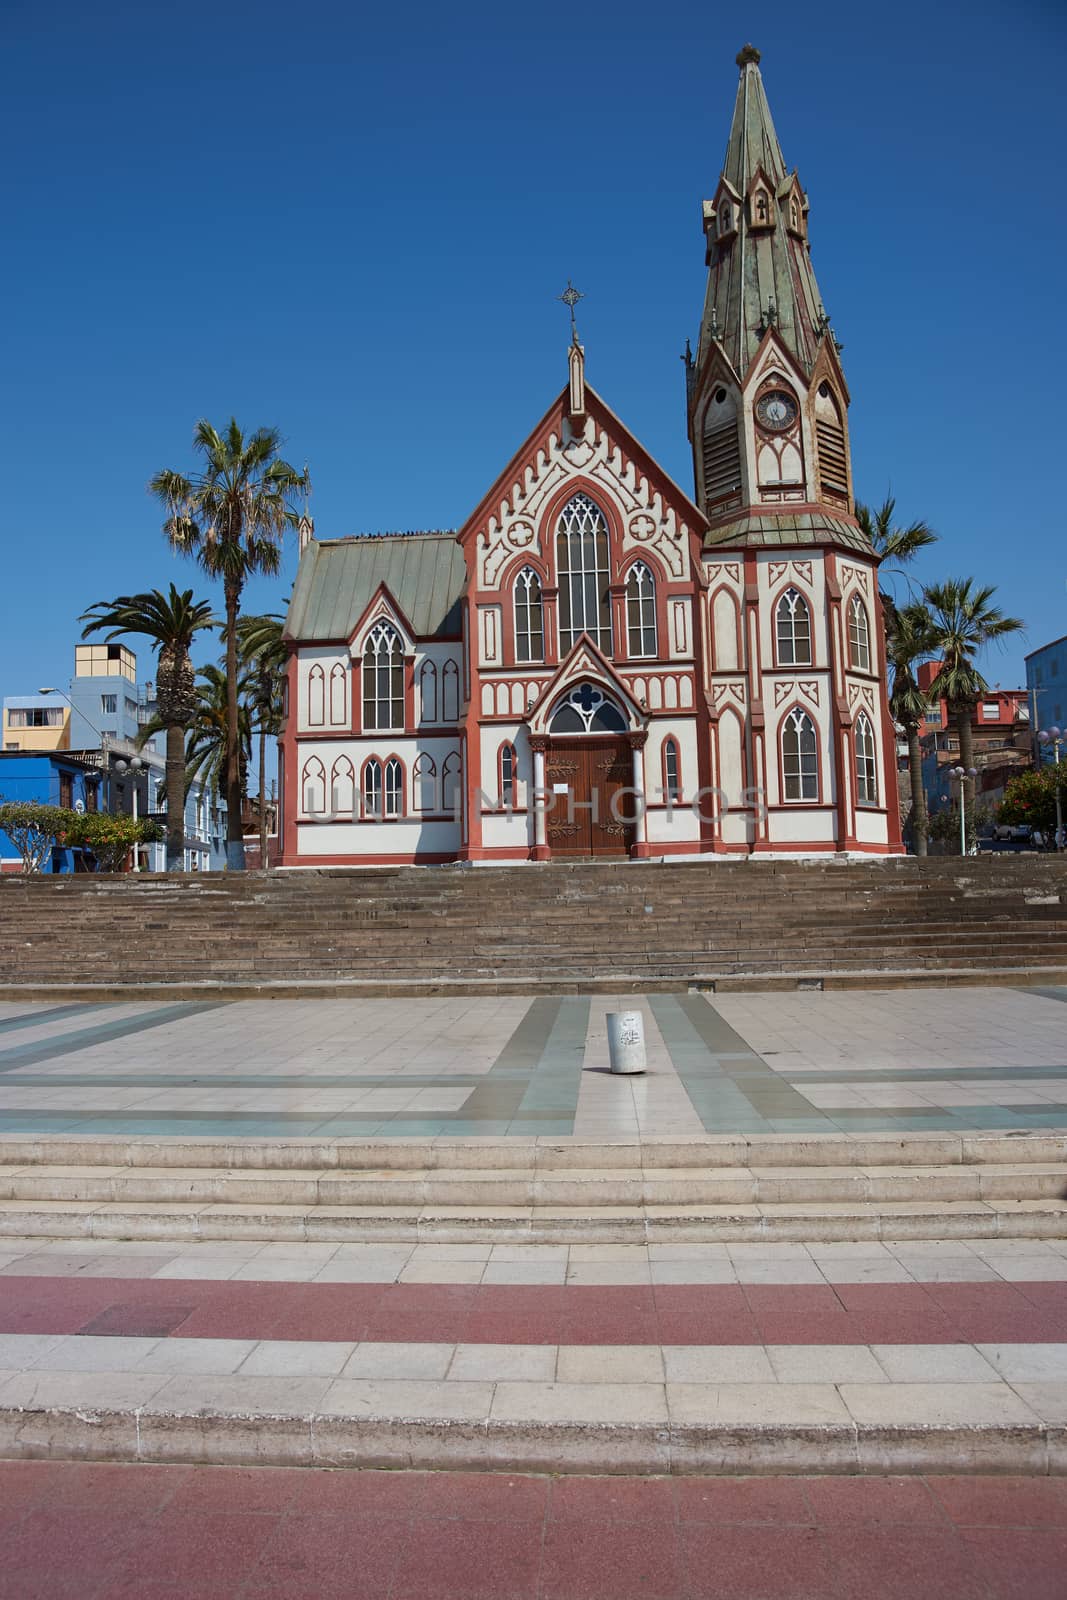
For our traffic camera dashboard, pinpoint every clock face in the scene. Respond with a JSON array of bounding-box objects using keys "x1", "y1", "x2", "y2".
[{"x1": 756, "y1": 390, "x2": 798, "y2": 432}]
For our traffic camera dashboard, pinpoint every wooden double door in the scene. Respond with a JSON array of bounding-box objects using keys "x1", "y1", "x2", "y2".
[{"x1": 544, "y1": 737, "x2": 633, "y2": 857}]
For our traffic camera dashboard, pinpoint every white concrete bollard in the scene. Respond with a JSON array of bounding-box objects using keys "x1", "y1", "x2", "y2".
[{"x1": 607, "y1": 1010, "x2": 646, "y2": 1074}]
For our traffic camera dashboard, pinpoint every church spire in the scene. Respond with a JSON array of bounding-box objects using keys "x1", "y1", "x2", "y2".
[
  {"x1": 697, "y1": 44, "x2": 830, "y2": 381},
  {"x1": 689, "y1": 46, "x2": 857, "y2": 533}
]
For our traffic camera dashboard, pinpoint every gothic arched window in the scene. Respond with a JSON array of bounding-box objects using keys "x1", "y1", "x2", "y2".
[
  {"x1": 782, "y1": 708, "x2": 819, "y2": 801},
  {"x1": 626, "y1": 562, "x2": 657, "y2": 658},
  {"x1": 855, "y1": 713, "x2": 878, "y2": 805},
  {"x1": 663, "y1": 737, "x2": 680, "y2": 801},
  {"x1": 556, "y1": 493, "x2": 612, "y2": 654},
  {"x1": 848, "y1": 594, "x2": 871, "y2": 672},
  {"x1": 549, "y1": 683, "x2": 627, "y2": 734},
  {"x1": 776, "y1": 588, "x2": 812, "y2": 667},
  {"x1": 514, "y1": 568, "x2": 544, "y2": 663},
  {"x1": 362, "y1": 757, "x2": 383, "y2": 819},
  {"x1": 362, "y1": 623, "x2": 404, "y2": 731},
  {"x1": 499, "y1": 742, "x2": 516, "y2": 806},
  {"x1": 384, "y1": 757, "x2": 403, "y2": 818}
]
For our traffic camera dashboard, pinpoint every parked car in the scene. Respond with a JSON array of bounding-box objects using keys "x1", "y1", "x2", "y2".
[{"x1": 992, "y1": 823, "x2": 1033, "y2": 842}]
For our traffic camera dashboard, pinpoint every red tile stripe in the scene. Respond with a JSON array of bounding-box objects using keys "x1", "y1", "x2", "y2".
[
  {"x1": 1, "y1": 1462, "x2": 1066, "y2": 1600},
  {"x1": 1, "y1": 1274, "x2": 1064, "y2": 1345}
]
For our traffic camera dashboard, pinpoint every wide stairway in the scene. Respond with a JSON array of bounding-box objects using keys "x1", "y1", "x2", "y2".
[
  {"x1": 1, "y1": 856, "x2": 1066, "y2": 995},
  {"x1": 2, "y1": 1129, "x2": 1065, "y2": 1247},
  {"x1": 0, "y1": 1130, "x2": 1064, "y2": 1477}
]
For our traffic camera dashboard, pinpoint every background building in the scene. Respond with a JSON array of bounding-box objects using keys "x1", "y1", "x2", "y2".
[
  {"x1": 2, "y1": 694, "x2": 69, "y2": 751},
  {"x1": 1026, "y1": 635, "x2": 1067, "y2": 755},
  {"x1": 918, "y1": 660, "x2": 1031, "y2": 821},
  {"x1": 0, "y1": 643, "x2": 228, "y2": 872}
]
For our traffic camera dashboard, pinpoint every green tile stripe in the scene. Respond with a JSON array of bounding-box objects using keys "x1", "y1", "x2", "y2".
[
  {"x1": 0, "y1": 1003, "x2": 113, "y2": 1037},
  {"x1": 0, "y1": 1002, "x2": 232, "y2": 1075},
  {"x1": 1028, "y1": 987, "x2": 1067, "y2": 1006},
  {"x1": 648, "y1": 994, "x2": 837, "y2": 1133}
]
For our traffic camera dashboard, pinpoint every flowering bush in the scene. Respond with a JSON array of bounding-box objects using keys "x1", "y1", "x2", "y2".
[
  {"x1": 0, "y1": 803, "x2": 79, "y2": 873},
  {"x1": 67, "y1": 813, "x2": 164, "y2": 873},
  {"x1": 998, "y1": 763, "x2": 1066, "y2": 833}
]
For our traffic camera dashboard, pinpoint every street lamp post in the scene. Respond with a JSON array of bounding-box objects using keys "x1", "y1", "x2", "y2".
[
  {"x1": 1038, "y1": 726, "x2": 1064, "y2": 850},
  {"x1": 113, "y1": 756, "x2": 145, "y2": 870},
  {"x1": 951, "y1": 765, "x2": 979, "y2": 856},
  {"x1": 38, "y1": 686, "x2": 112, "y2": 804}
]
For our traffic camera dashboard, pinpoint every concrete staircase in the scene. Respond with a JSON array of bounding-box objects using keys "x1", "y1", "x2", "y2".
[
  {"x1": 2, "y1": 856, "x2": 1067, "y2": 996},
  {"x1": 2, "y1": 1131, "x2": 1064, "y2": 1246}
]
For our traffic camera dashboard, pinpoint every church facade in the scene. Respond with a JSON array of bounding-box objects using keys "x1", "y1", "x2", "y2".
[{"x1": 277, "y1": 45, "x2": 902, "y2": 867}]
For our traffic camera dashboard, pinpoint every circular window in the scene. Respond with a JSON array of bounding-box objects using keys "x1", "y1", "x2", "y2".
[{"x1": 714, "y1": 387, "x2": 727, "y2": 404}]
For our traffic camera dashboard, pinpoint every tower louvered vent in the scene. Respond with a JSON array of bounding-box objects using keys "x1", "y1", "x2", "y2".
[
  {"x1": 815, "y1": 384, "x2": 848, "y2": 505},
  {"x1": 702, "y1": 389, "x2": 742, "y2": 513}
]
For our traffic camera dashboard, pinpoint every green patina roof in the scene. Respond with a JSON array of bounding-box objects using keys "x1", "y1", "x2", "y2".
[
  {"x1": 699, "y1": 48, "x2": 829, "y2": 380},
  {"x1": 285, "y1": 533, "x2": 466, "y2": 642},
  {"x1": 704, "y1": 511, "x2": 873, "y2": 554}
]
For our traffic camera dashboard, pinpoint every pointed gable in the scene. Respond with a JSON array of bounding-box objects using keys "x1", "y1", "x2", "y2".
[
  {"x1": 526, "y1": 637, "x2": 647, "y2": 737},
  {"x1": 458, "y1": 383, "x2": 707, "y2": 595}
]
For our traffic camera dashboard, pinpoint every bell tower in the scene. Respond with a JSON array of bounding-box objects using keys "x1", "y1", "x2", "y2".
[
  {"x1": 687, "y1": 43, "x2": 856, "y2": 535},
  {"x1": 687, "y1": 46, "x2": 901, "y2": 859}
]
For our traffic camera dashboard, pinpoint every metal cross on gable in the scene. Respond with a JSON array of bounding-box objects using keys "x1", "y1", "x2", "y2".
[{"x1": 558, "y1": 279, "x2": 584, "y2": 341}]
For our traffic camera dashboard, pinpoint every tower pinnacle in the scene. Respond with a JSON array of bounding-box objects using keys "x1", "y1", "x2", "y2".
[{"x1": 735, "y1": 43, "x2": 761, "y2": 67}]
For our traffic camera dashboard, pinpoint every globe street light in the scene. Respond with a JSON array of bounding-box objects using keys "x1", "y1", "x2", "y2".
[
  {"x1": 1038, "y1": 726, "x2": 1064, "y2": 849},
  {"x1": 113, "y1": 756, "x2": 145, "y2": 871},
  {"x1": 950, "y1": 765, "x2": 979, "y2": 856}
]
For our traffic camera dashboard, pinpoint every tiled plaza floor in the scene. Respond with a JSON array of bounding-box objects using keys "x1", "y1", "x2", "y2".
[{"x1": 0, "y1": 987, "x2": 1065, "y2": 1139}]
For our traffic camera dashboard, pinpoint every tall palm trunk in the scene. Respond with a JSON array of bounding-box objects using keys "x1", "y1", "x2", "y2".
[
  {"x1": 223, "y1": 579, "x2": 245, "y2": 870},
  {"x1": 905, "y1": 722, "x2": 928, "y2": 857},
  {"x1": 954, "y1": 701, "x2": 976, "y2": 854},
  {"x1": 165, "y1": 723, "x2": 186, "y2": 871}
]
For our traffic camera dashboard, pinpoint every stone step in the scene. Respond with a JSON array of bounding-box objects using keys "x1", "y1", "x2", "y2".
[
  {"x1": 1, "y1": 1161, "x2": 1063, "y2": 1210},
  {"x1": 1, "y1": 1193, "x2": 1064, "y2": 1245},
  {"x1": 4, "y1": 963, "x2": 1067, "y2": 999},
  {"x1": 3, "y1": 1131, "x2": 1063, "y2": 1171},
  {"x1": 0, "y1": 1333, "x2": 1059, "y2": 1478}
]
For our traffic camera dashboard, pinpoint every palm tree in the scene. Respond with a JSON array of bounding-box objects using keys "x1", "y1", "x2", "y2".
[
  {"x1": 856, "y1": 495, "x2": 937, "y2": 608},
  {"x1": 149, "y1": 419, "x2": 308, "y2": 869},
  {"x1": 886, "y1": 603, "x2": 937, "y2": 856},
  {"x1": 236, "y1": 612, "x2": 287, "y2": 869},
  {"x1": 924, "y1": 579, "x2": 1024, "y2": 853},
  {"x1": 79, "y1": 585, "x2": 215, "y2": 871},
  {"x1": 140, "y1": 665, "x2": 252, "y2": 837}
]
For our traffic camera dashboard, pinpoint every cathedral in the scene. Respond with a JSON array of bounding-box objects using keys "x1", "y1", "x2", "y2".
[{"x1": 278, "y1": 45, "x2": 902, "y2": 866}]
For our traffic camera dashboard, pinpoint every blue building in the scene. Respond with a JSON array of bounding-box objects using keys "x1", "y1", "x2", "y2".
[
  {"x1": 0, "y1": 751, "x2": 106, "y2": 872},
  {"x1": 1026, "y1": 635, "x2": 1067, "y2": 756},
  {"x1": 1, "y1": 642, "x2": 228, "y2": 872}
]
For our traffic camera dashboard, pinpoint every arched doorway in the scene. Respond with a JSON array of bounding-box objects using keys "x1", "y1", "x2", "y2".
[{"x1": 543, "y1": 684, "x2": 634, "y2": 857}]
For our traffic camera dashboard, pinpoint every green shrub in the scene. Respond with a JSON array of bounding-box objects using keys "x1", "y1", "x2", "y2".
[{"x1": 0, "y1": 803, "x2": 79, "y2": 873}]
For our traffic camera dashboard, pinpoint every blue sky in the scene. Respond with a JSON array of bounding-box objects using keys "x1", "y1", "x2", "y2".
[{"x1": 2, "y1": 0, "x2": 1064, "y2": 708}]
